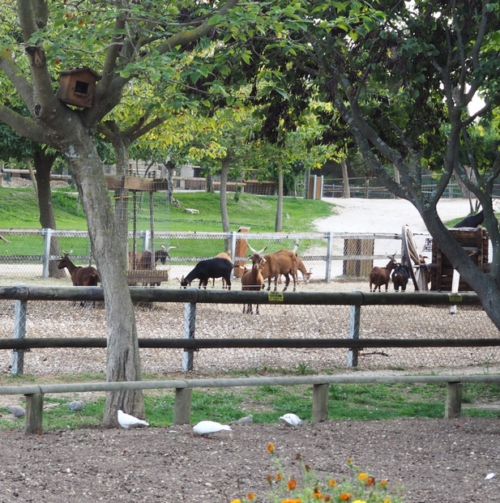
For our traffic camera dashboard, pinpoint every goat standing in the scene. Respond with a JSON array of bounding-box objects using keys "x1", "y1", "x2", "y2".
[
  {"x1": 58, "y1": 254, "x2": 100, "y2": 306},
  {"x1": 369, "y1": 254, "x2": 397, "y2": 292},
  {"x1": 391, "y1": 264, "x2": 410, "y2": 292},
  {"x1": 241, "y1": 253, "x2": 265, "y2": 314},
  {"x1": 180, "y1": 257, "x2": 233, "y2": 290}
]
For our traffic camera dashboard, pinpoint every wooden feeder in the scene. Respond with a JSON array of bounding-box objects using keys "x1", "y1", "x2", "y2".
[
  {"x1": 57, "y1": 67, "x2": 100, "y2": 108},
  {"x1": 431, "y1": 226, "x2": 489, "y2": 291}
]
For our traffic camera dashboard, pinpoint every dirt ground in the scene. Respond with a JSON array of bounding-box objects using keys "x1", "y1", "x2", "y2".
[{"x1": 1, "y1": 417, "x2": 500, "y2": 503}]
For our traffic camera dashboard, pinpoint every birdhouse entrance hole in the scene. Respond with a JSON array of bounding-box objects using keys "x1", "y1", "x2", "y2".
[{"x1": 74, "y1": 80, "x2": 89, "y2": 96}]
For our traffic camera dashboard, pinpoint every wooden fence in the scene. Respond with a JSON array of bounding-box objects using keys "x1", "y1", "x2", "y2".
[
  {"x1": 1, "y1": 286, "x2": 499, "y2": 434},
  {"x1": 2, "y1": 374, "x2": 500, "y2": 435}
]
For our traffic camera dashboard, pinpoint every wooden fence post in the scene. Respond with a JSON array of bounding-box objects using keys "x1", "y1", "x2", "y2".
[
  {"x1": 445, "y1": 382, "x2": 463, "y2": 419},
  {"x1": 312, "y1": 383, "x2": 329, "y2": 422},
  {"x1": 173, "y1": 388, "x2": 192, "y2": 424},
  {"x1": 25, "y1": 393, "x2": 44, "y2": 435},
  {"x1": 182, "y1": 300, "x2": 197, "y2": 371}
]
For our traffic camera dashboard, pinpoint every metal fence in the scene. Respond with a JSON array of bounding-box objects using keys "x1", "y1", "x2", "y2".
[
  {"x1": 0, "y1": 287, "x2": 498, "y2": 377},
  {"x1": 0, "y1": 228, "x2": 436, "y2": 284}
]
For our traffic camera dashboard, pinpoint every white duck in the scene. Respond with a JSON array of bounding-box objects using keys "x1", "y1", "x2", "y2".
[
  {"x1": 117, "y1": 410, "x2": 149, "y2": 429},
  {"x1": 193, "y1": 420, "x2": 232, "y2": 437},
  {"x1": 279, "y1": 413, "x2": 303, "y2": 427}
]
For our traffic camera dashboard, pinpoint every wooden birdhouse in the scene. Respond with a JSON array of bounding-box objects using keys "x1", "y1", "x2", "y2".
[{"x1": 57, "y1": 67, "x2": 100, "y2": 108}]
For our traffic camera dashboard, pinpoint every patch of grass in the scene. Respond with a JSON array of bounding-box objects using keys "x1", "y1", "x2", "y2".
[
  {"x1": 0, "y1": 187, "x2": 334, "y2": 234},
  {"x1": 1, "y1": 377, "x2": 499, "y2": 430}
]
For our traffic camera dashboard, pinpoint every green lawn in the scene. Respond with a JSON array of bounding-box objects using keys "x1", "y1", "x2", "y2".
[
  {"x1": 0, "y1": 187, "x2": 334, "y2": 232},
  {"x1": 1, "y1": 371, "x2": 499, "y2": 430}
]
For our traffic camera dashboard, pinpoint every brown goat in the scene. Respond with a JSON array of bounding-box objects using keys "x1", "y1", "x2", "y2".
[
  {"x1": 295, "y1": 255, "x2": 312, "y2": 284},
  {"x1": 261, "y1": 249, "x2": 299, "y2": 292},
  {"x1": 129, "y1": 245, "x2": 176, "y2": 270},
  {"x1": 58, "y1": 254, "x2": 100, "y2": 286},
  {"x1": 369, "y1": 254, "x2": 397, "y2": 292},
  {"x1": 241, "y1": 253, "x2": 266, "y2": 314}
]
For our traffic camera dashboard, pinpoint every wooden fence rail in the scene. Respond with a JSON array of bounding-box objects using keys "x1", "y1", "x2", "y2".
[
  {"x1": 2, "y1": 374, "x2": 499, "y2": 435},
  {"x1": 1, "y1": 285, "x2": 496, "y2": 373}
]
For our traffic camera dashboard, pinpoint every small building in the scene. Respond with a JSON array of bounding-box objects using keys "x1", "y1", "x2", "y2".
[{"x1": 57, "y1": 67, "x2": 100, "y2": 108}]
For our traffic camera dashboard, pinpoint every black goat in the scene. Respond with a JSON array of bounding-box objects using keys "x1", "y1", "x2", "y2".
[
  {"x1": 454, "y1": 210, "x2": 484, "y2": 228},
  {"x1": 391, "y1": 264, "x2": 410, "y2": 292},
  {"x1": 180, "y1": 257, "x2": 233, "y2": 290}
]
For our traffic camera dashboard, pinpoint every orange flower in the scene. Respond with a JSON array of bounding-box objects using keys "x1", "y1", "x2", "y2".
[
  {"x1": 340, "y1": 493, "x2": 353, "y2": 501},
  {"x1": 328, "y1": 479, "x2": 337, "y2": 487},
  {"x1": 324, "y1": 497, "x2": 332, "y2": 502},
  {"x1": 358, "y1": 472, "x2": 369, "y2": 482},
  {"x1": 276, "y1": 473, "x2": 283, "y2": 481},
  {"x1": 280, "y1": 499, "x2": 302, "y2": 503},
  {"x1": 287, "y1": 479, "x2": 297, "y2": 490},
  {"x1": 313, "y1": 492, "x2": 324, "y2": 500},
  {"x1": 267, "y1": 442, "x2": 275, "y2": 454},
  {"x1": 247, "y1": 493, "x2": 256, "y2": 500},
  {"x1": 366, "y1": 476, "x2": 376, "y2": 486},
  {"x1": 379, "y1": 480, "x2": 389, "y2": 487}
]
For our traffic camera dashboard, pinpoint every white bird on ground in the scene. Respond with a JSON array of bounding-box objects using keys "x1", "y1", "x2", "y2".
[
  {"x1": 279, "y1": 413, "x2": 303, "y2": 427},
  {"x1": 117, "y1": 410, "x2": 149, "y2": 429},
  {"x1": 6, "y1": 405, "x2": 25, "y2": 418},
  {"x1": 67, "y1": 400, "x2": 84, "y2": 412},
  {"x1": 192, "y1": 420, "x2": 232, "y2": 437},
  {"x1": 232, "y1": 414, "x2": 253, "y2": 425}
]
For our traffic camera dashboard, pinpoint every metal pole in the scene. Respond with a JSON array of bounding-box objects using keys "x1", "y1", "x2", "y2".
[
  {"x1": 41, "y1": 228, "x2": 52, "y2": 278},
  {"x1": 182, "y1": 300, "x2": 197, "y2": 371},
  {"x1": 12, "y1": 294, "x2": 28, "y2": 375},
  {"x1": 347, "y1": 303, "x2": 361, "y2": 367},
  {"x1": 325, "y1": 231, "x2": 333, "y2": 283}
]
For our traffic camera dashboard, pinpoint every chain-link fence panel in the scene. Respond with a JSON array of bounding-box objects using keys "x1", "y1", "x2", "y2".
[{"x1": 0, "y1": 229, "x2": 458, "y2": 288}]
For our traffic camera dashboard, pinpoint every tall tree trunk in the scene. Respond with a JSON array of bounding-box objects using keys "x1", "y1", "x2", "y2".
[
  {"x1": 164, "y1": 159, "x2": 176, "y2": 204},
  {"x1": 341, "y1": 159, "x2": 350, "y2": 199},
  {"x1": 275, "y1": 168, "x2": 283, "y2": 231},
  {"x1": 220, "y1": 155, "x2": 231, "y2": 232},
  {"x1": 63, "y1": 132, "x2": 143, "y2": 427},
  {"x1": 206, "y1": 167, "x2": 214, "y2": 194},
  {"x1": 34, "y1": 150, "x2": 65, "y2": 278}
]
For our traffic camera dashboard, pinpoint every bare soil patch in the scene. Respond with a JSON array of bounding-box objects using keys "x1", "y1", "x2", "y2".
[{"x1": 1, "y1": 417, "x2": 500, "y2": 502}]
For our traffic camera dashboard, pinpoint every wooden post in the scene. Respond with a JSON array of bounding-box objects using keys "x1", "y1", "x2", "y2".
[
  {"x1": 312, "y1": 383, "x2": 329, "y2": 422},
  {"x1": 25, "y1": 393, "x2": 44, "y2": 435},
  {"x1": 348, "y1": 304, "x2": 361, "y2": 367},
  {"x1": 182, "y1": 301, "x2": 196, "y2": 371},
  {"x1": 445, "y1": 382, "x2": 462, "y2": 419},
  {"x1": 173, "y1": 388, "x2": 192, "y2": 424}
]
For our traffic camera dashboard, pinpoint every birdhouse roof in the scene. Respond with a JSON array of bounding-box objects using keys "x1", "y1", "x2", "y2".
[{"x1": 59, "y1": 66, "x2": 101, "y2": 80}]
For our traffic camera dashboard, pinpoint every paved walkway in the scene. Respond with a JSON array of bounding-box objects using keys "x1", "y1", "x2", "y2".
[{"x1": 314, "y1": 197, "x2": 474, "y2": 234}]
